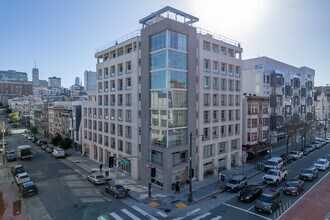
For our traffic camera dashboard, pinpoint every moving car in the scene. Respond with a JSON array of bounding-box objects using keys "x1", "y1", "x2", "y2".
[
  {"x1": 282, "y1": 179, "x2": 304, "y2": 196},
  {"x1": 87, "y1": 173, "x2": 107, "y2": 185},
  {"x1": 19, "y1": 181, "x2": 38, "y2": 197},
  {"x1": 314, "y1": 158, "x2": 329, "y2": 171},
  {"x1": 105, "y1": 183, "x2": 129, "y2": 198},
  {"x1": 5, "y1": 150, "x2": 17, "y2": 162},
  {"x1": 237, "y1": 185, "x2": 263, "y2": 202},
  {"x1": 11, "y1": 164, "x2": 25, "y2": 176},
  {"x1": 264, "y1": 157, "x2": 284, "y2": 171},
  {"x1": 299, "y1": 167, "x2": 318, "y2": 181},
  {"x1": 15, "y1": 172, "x2": 31, "y2": 185},
  {"x1": 225, "y1": 175, "x2": 247, "y2": 192},
  {"x1": 255, "y1": 190, "x2": 282, "y2": 214}
]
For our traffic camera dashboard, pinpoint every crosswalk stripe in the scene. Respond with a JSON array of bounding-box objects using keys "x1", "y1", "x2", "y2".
[
  {"x1": 132, "y1": 205, "x2": 158, "y2": 220},
  {"x1": 110, "y1": 212, "x2": 123, "y2": 220},
  {"x1": 210, "y1": 216, "x2": 222, "y2": 220},
  {"x1": 192, "y1": 212, "x2": 211, "y2": 220},
  {"x1": 156, "y1": 211, "x2": 167, "y2": 217},
  {"x1": 173, "y1": 208, "x2": 202, "y2": 220},
  {"x1": 121, "y1": 209, "x2": 141, "y2": 220}
]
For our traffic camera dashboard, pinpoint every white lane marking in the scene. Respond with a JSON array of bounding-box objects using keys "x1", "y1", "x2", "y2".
[
  {"x1": 277, "y1": 172, "x2": 330, "y2": 219},
  {"x1": 132, "y1": 205, "x2": 158, "y2": 220},
  {"x1": 191, "y1": 212, "x2": 211, "y2": 220},
  {"x1": 210, "y1": 216, "x2": 222, "y2": 220},
  {"x1": 173, "y1": 208, "x2": 202, "y2": 220},
  {"x1": 223, "y1": 203, "x2": 272, "y2": 220},
  {"x1": 121, "y1": 209, "x2": 141, "y2": 220},
  {"x1": 156, "y1": 211, "x2": 167, "y2": 217},
  {"x1": 110, "y1": 212, "x2": 123, "y2": 220}
]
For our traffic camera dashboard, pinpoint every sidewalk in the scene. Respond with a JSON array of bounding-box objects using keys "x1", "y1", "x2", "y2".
[
  {"x1": 65, "y1": 139, "x2": 302, "y2": 214},
  {"x1": 65, "y1": 149, "x2": 263, "y2": 213},
  {"x1": 0, "y1": 163, "x2": 29, "y2": 220}
]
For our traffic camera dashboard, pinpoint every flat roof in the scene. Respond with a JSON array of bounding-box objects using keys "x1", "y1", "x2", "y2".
[{"x1": 139, "y1": 6, "x2": 199, "y2": 26}]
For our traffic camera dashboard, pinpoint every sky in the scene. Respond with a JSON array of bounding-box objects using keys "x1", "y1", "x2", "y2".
[{"x1": 0, "y1": 0, "x2": 329, "y2": 88}]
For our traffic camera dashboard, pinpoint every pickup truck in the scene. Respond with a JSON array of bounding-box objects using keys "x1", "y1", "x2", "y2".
[{"x1": 263, "y1": 169, "x2": 288, "y2": 186}]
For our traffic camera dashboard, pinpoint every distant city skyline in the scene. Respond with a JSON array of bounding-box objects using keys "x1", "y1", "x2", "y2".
[{"x1": 1, "y1": 0, "x2": 329, "y2": 88}]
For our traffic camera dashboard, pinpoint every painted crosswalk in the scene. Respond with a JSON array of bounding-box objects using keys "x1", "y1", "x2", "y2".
[{"x1": 105, "y1": 207, "x2": 223, "y2": 220}]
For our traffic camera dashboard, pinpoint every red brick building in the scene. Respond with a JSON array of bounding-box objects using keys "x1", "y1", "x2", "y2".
[{"x1": 0, "y1": 81, "x2": 33, "y2": 104}]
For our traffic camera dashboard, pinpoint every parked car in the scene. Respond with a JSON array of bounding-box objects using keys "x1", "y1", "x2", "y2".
[
  {"x1": 52, "y1": 147, "x2": 65, "y2": 158},
  {"x1": 41, "y1": 144, "x2": 49, "y2": 150},
  {"x1": 105, "y1": 183, "x2": 129, "y2": 198},
  {"x1": 19, "y1": 181, "x2": 38, "y2": 197},
  {"x1": 87, "y1": 173, "x2": 107, "y2": 185},
  {"x1": 299, "y1": 167, "x2": 318, "y2": 181},
  {"x1": 45, "y1": 146, "x2": 54, "y2": 153},
  {"x1": 289, "y1": 150, "x2": 303, "y2": 160},
  {"x1": 36, "y1": 140, "x2": 47, "y2": 146},
  {"x1": 5, "y1": 150, "x2": 17, "y2": 162},
  {"x1": 225, "y1": 175, "x2": 247, "y2": 192},
  {"x1": 27, "y1": 135, "x2": 34, "y2": 140},
  {"x1": 237, "y1": 185, "x2": 263, "y2": 202},
  {"x1": 15, "y1": 172, "x2": 31, "y2": 185},
  {"x1": 11, "y1": 164, "x2": 25, "y2": 176},
  {"x1": 282, "y1": 179, "x2": 304, "y2": 196},
  {"x1": 255, "y1": 190, "x2": 282, "y2": 214},
  {"x1": 314, "y1": 158, "x2": 330, "y2": 171},
  {"x1": 323, "y1": 154, "x2": 330, "y2": 162}
]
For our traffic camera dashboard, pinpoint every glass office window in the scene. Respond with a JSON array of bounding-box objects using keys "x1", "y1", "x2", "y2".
[
  {"x1": 150, "y1": 31, "x2": 166, "y2": 52},
  {"x1": 169, "y1": 31, "x2": 187, "y2": 51}
]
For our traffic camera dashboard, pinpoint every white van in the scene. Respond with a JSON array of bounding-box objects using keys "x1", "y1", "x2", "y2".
[
  {"x1": 264, "y1": 157, "x2": 284, "y2": 171},
  {"x1": 52, "y1": 147, "x2": 65, "y2": 158}
]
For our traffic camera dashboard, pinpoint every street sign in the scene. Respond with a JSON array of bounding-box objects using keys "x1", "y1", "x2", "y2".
[{"x1": 118, "y1": 159, "x2": 131, "y2": 165}]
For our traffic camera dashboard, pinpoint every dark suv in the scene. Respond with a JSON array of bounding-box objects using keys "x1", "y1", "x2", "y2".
[
  {"x1": 255, "y1": 190, "x2": 282, "y2": 214},
  {"x1": 19, "y1": 181, "x2": 38, "y2": 197}
]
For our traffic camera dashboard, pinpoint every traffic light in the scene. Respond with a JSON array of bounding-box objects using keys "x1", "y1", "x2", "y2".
[
  {"x1": 109, "y1": 156, "x2": 115, "y2": 168},
  {"x1": 13, "y1": 200, "x2": 21, "y2": 216},
  {"x1": 151, "y1": 167, "x2": 156, "y2": 177},
  {"x1": 191, "y1": 169, "x2": 195, "y2": 178}
]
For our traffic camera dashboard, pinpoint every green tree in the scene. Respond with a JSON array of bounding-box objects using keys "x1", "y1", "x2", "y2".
[
  {"x1": 60, "y1": 137, "x2": 72, "y2": 154},
  {"x1": 51, "y1": 133, "x2": 63, "y2": 146},
  {"x1": 0, "y1": 190, "x2": 7, "y2": 218},
  {"x1": 30, "y1": 126, "x2": 38, "y2": 136}
]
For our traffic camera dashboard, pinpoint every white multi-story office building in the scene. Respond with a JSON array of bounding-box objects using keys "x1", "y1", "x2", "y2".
[
  {"x1": 82, "y1": 6, "x2": 243, "y2": 191},
  {"x1": 84, "y1": 71, "x2": 97, "y2": 91},
  {"x1": 242, "y1": 56, "x2": 315, "y2": 143}
]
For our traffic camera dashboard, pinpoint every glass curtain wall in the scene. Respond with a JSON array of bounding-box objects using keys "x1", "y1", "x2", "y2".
[{"x1": 150, "y1": 30, "x2": 188, "y2": 148}]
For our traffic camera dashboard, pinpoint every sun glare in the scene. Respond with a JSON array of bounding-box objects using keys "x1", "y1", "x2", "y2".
[{"x1": 189, "y1": 0, "x2": 268, "y2": 37}]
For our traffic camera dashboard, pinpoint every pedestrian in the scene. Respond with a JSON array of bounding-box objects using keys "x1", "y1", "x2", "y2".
[
  {"x1": 175, "y1": 181, "x2": 180, "y2": 194},
  {"x1": 99, "y1": 163, "x2": 103, "y2": 172}
]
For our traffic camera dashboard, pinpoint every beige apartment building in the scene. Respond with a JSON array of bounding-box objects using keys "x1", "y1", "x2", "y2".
[{"x1": 82, "y1": 6, "x2": 243, "y2": 191}]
